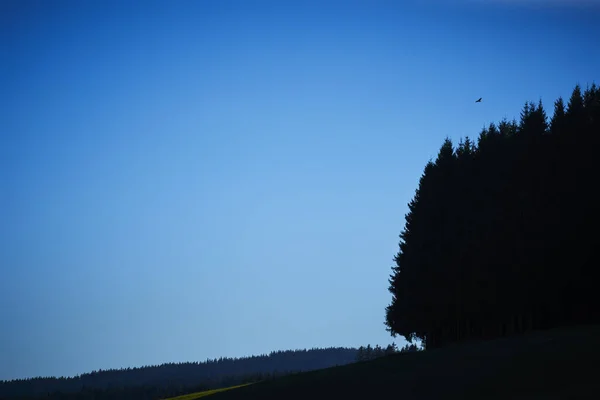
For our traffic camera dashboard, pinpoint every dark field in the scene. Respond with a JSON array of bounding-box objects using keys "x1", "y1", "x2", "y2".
[{"x1": 175, "y1": 324, "x2": 600, "y2": 400}]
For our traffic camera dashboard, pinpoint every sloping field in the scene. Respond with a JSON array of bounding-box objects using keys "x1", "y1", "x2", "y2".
[
  {"x1": 174, "y1": 324, "x2": 600, "y2": 400},
  {"x1": 163, "y1": 383, "x2": 253, "y2": 400}
]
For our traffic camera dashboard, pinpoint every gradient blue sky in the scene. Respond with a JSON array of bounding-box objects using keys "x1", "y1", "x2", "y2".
[{"x1": 1, "y1": 0, "x2": 599, "y2": 380}]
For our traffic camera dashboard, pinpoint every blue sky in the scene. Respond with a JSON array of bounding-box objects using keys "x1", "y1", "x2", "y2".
[{"x1": 1, "y1": 0, "x2": 598, "y2": 380}]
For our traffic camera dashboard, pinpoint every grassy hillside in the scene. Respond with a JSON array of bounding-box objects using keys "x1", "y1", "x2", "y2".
[
  {"x1": 163, "y1": 384, "x2": 253, "y2": 400},
  {"x1": 173, "y1": 324, "x2": 600, "y2": 400}
]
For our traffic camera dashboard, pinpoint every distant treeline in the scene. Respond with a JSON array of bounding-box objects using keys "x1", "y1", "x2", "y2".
[
  {"x1": 355, "y1": 342, "x2": 421, "y2": 362},
  {"x1": 385, "y1": 83, "x2": 600, "y2": 349},
  {"x1": 0, "y1": 347, "x2": 358, "y2": 400}
]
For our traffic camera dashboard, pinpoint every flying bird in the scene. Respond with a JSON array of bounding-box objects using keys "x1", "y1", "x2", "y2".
[{"x1": 475, "y1": 97, "x2": 482, "y2": 103}]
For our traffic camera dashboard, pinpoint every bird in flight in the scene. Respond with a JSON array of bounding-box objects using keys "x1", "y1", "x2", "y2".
[{"x1": 475, "y1": 97, "x2": 482, "y2": 103}]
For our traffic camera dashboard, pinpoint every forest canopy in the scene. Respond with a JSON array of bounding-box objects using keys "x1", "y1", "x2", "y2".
[{"x1": 385, "y1": 83, "x2": 600, "y2": 349}]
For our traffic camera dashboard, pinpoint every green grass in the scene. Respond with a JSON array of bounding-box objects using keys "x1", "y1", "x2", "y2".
[
  {"x1": 179, "y1": 324, "x2": 600, "y2": 400},
  {"x1": 163, "y1": 383, "x2": 253, "y2": 400}
]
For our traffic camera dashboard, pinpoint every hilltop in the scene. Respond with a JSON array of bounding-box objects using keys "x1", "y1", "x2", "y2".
[
  {"x1": 181, "y1": 324, "x2": 600, "y2": 400},
  {"x1": 0, "y1": 347, "x2": 358, "y2": 400}
]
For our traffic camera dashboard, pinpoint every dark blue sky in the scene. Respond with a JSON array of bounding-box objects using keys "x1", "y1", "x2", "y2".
[{"x1": 1, "y1": 0, "x2": 598, "y2": 380}]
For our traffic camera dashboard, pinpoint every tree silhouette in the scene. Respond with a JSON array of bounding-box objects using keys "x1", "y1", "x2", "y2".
[{"x1": 385, "y1": 82, "x2": 600, "y2": 349}]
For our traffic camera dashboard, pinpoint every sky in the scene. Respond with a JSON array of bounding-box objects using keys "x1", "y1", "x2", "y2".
[{"x1": 1, "y1": 0, "x2": 599, "y2": 381}]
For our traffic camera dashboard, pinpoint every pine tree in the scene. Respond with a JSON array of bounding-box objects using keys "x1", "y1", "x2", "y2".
[
  {"x1": 386, "y1": 161, "x2": 438, "y2": 343},
  {"x1": 550, "y1": 97, "x2": 566, "y2": 136},
  {"x1": 384, "y1": 343, "x2": 397, "y2": 356},
  {"x1": 355, "y1": 346, "x2": 365, "y2": 362},
  {"x1": 567, "y1": 84, "x2": 585, "y2": 117},
  {"x1": 566, "y1": 84, "x2": 586, "y2": 140},
  {"x1": 583, "y1": 83, "x2": 600, "y2": 134},
  {"x1": 373, "y1": 345, "x2": 384, "y2": 359},
  {"x1": 364, "y1": 345, "x2": 373, "y2": 361},
  {"x1": 497, "y1": 118, "x2": 518, "y2": 137}
]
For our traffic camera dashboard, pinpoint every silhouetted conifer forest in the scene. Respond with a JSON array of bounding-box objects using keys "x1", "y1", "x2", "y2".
[
  {"x1": 0, "y1": 348, "x2": 357, "y2": 400},
  {"x1": 385, "y1": 83, "x2": 600, "y2": 349}
]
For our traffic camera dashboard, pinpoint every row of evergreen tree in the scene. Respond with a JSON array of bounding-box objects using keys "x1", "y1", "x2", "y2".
[
  {"x1": 0, "y1": 347, "x2": 357, "y2": 399},
  {"x1": 3, "y1": 370, "x2": 292, "y2": 400},
  {"x1": 354, "y1": 342, "x2": 421, "y2": 362},
  {"x1": 385, "y1": 83, "x2": 600, "y2": 349}
]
